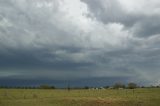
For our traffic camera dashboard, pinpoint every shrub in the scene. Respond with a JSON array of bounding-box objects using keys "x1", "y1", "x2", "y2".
[
  {"x1": 113, "y1": 83, "x2": 125, "y2": 89},
  {"x1": 127, "y1": 83, "x2": 137, "y2": 89},
  {"x1": 39, "y1": 85, "x2": 55, "y2": 89}
]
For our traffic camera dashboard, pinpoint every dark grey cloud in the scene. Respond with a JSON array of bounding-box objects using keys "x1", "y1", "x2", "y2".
[
  {"x1": 81, "y1": 0, "x2": 160, "y2": 38},
  {"x1": 81, "y1": 0, "x2": 142, "y2": 27},
  {"x1": 0, "y1": 76, "x2": 133, "y2": 87},
  {"x1": 132, "y1": 16, "x2": 160, "y2": 37},
  {"x1": 0, "y1": 0, "x2": 160, "y2": 86}
]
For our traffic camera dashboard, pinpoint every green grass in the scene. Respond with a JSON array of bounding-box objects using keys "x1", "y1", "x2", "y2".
[{"x1": 0, "y1": 88, "x2": 160, "y2": 106}]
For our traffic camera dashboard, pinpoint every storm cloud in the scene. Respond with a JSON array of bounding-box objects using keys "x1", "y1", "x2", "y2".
[{"x1": 0, "y1": 0, "x2": 160, "y2": 86}]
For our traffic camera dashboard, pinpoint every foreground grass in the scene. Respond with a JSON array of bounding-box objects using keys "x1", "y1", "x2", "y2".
[{"x1": 0, "y1": 88, "x2": 160, "y2": 106}]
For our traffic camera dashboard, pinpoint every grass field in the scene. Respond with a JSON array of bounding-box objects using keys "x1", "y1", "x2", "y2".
[{"x1": 0, "y1": 88, "x2": 160, "y2": 106}]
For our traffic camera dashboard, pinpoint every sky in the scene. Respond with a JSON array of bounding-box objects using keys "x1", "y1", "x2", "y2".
[{"x1": 0, "y1": 0, "x2": 160, "y2": 87}]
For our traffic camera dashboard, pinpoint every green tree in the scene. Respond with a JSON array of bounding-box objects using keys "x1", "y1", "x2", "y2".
[
  {"x1": 84, "y1": 86, "x2": 89, "y2": 89},
  {"x1": 39, "y1": 85, "x2": 53, "y2": 89},
  {"x1": 113, "y1": 82, "x2": 125, "y2": 89},
  {"x1": 127, "y1": 83, "x2": 137, "y2": 89}
]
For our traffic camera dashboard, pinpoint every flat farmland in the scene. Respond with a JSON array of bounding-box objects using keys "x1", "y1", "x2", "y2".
[{"x1": 0, "y1": 88, "x2": 160, "y2": 106}]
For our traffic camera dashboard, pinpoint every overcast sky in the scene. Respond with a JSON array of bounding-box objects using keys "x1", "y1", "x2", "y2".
[{"x1": 0, "y1": 0, "x2": 160, "y2": 86}]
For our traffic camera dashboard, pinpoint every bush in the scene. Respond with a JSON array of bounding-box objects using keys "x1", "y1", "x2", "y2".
[
  {"x1": 127, "y1": 83, "x2": 137, "y2": 89},
  {"x1": 84, "y1": 86, "x2": 89, "y2": 89},
  {"x1": 113, "y1": 83, "x2": 125, "y2": 89},
  {"x1": 39, "y1": 85, "x2": 55, "y2": 89}
]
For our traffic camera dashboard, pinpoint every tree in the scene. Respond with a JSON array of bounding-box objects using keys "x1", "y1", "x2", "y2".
[
  {"x1": 113, "y1": 82, "x2": 125, "y2": 89},
  {"x1": 39, "y1": 85, "x2": 54, "y2": 89},
  {"x1": 104, "y1": 86, "x2": 109, "y2": 89},
  {"x1": 127, "y1": 83, "x2": 137, "y2": 89},
  {"x1": 51, "y1": 86, "x2": 56, "y2": 89},
  {"x1": 84, "y1": 86, "x2": 89, "y2": 89}
]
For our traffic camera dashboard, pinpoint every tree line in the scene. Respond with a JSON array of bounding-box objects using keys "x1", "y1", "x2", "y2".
[
  {"x1": 0, "y1": 85, "x2": 56, "y2": 89},
  {"x1": 0, "y1": 82, "x2": 159, "y2": 89}
]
